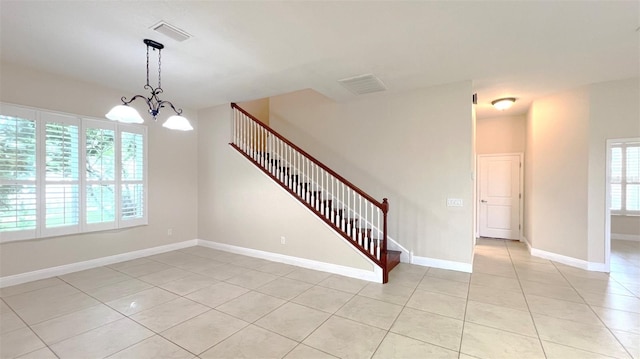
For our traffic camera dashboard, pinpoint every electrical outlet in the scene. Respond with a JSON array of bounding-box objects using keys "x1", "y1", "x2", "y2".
[
  {"x1": 280, "y1": 236, "x2": 286, "y2": 244},
  {"x1": 167, "y1": 228, "x2": 173, "y2": 236},
  {"x1": 446, "y1": 198, "x2": 463, "y2": 207}
]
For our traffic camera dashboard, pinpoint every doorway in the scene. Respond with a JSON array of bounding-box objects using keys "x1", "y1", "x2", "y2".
[{"x1": 477, "y1": 154, "x2": 523, "y2": 240}]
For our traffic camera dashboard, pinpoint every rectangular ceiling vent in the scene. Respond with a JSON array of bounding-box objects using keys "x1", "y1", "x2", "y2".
[
  {"x1": 338, "y1": 74, "x2": 387, "y2": 95},
  {"x1": 151, "y1": 21, "x2": 192, "y2": 42}
]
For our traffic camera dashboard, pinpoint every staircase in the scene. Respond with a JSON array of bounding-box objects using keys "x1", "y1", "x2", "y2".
[{"x1": 230, "y1": 103, "x2": 399, "y2": 283}]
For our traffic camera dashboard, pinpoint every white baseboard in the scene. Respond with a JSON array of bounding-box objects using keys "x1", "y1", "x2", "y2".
[
  {"x1": 524, "y1": 238, "x2": 608, "y2": 272},
  {"x1": 411, "y1": 255, "x2": 473, "y2": 273},
  {"x1": 0, "y1": 240, "x2": 198, "y2": 288},
  {"x1": 611, "y1": 233, "x2": 640, "y2": 241},
  {"x1": 197, "y1": 239, "x2": 382, "y2": 283}
]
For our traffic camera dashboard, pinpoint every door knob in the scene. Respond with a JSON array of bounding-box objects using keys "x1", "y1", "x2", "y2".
[{"x1": 480, "y1": 200, "x2": 487, "y2": 203}]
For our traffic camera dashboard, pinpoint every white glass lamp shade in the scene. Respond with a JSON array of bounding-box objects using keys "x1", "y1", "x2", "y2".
[
  {"x1": 163, "y1": 115, "x2": 193, "y2": 131},
  {"x1": 491, "y1": 98, "x2": 516, "y2": 111},
  {"x1": 106, "y1": 105, "x2": 145, "y2": 124}
]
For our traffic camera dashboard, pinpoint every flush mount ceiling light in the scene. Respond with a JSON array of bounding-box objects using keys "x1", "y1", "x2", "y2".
[
  {"x1": 491, "y1": 97, "x2": 517, "y2": 111},
  {"x1": 106, "y1": 39, "x2": 193, "y2": 131}
]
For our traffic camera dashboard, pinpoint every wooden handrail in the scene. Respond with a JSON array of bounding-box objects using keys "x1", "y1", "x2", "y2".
[{"x1": 231, "y1": 103, "x2": 386, "y2": 211}]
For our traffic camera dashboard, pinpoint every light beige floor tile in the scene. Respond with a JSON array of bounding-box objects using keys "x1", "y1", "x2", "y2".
[
  {"x1": 0, "y1": 327, "x2": 45, "y2": 358},
  {"x1": 107, "y1": 335, "x2": 194, "y2": 359},
  {"x1": 372, "y1": 332, "x2": 458, "y2": 359},
  {"x1": 106, "y1": 287, "x2": 179, "y2": 315},
  {"x1": 390, "y1": 307, "x2": 463, "y2": 351},
  {"x1": 256, "y1": 262, "x2": 297, "y2": 276},
  {"x1": 158, "y1": 274, "x2": 218, "y2": 296},
  {"x1": 525, "y1": 293, "x2": 603, "y2": 326},
  {"x1": 138, "y1": 267, "x2": 192, "y2": 285},
  {"x1": 112, "y1": 260, "x2": 172, "y2": 277},
  {"x1": 406, "y1": 288, "x2": 467, "y2": 319},
  {"x1": 31, "y1": 304, "x2": 123, "y2": 345},
  {"x1": 60, "y1": 267, "x2": 131, "y2": 290},
  {"x1": 0, "y1": 277, "x2": 65, "y2": 298},
  {"x1": 426, "y1": 268, "x2": 471, "y2": 283},
  {"x1": 225, "y1": 269, "x2": 279, "y2": 289},
  {"x1": 559, "y1": 266, "x2": 614, "y2": 280},
  {"x1": 465, "y1": 300, "x2": 537, "y2": 337},
  {"x1": 473, "y1": 262, "x2": 517, "y2": 279},
  {"x1": 173, "y1": 257, "x2": 219, "y2": 272},
  {"x1": 318, "y1": 275, "x2": 369, "y2": 294},
  {"x1": 216, "y1": 291, "x2": 285, "y2": 322},
  {"x1": 592, "y1": 306, "x2": 640, "y2": 334},
  {"x1": 570, "y1": 276, "x2": 635, "y2": 296},
  {"x1": 357, "y1": 282, "x2": 415, "y2": 305},
  {"x1": 10, "y1": 291, "x2": 100, "y2": 325},
  {"x1": 185, "y1": 282, "x2": 249, "y2": 308},
  {"x1": 284, "y1": 344, "x2": 338, "y2": 359},
  {"x1": 201, "y1": 324, "x2": 297, "y2": 359},
  {"x1": 514, "y1": 261, "x2": 561, "y2": 274},
  {"x1": 303, "y1": 316, "x2": 386, "y2": 359},
  {"x1": 542, "y1": 340, "x2": 619, "y2": 359},
  {"x1": 612, "y1": 329, "x2": 639, "y2": 359},
  {"x1": 520, "y1": 279, "x2": 585, "y2": 303},
  {"x1": 147, "y1": 251, "x2": 199, "y2": 266},
  {"x1": 107, "y1": 257, "x2": 154, "y2": 271},
  {"x1": 392, "y1": 263, "x2": 429, "y2": 275},
  {"x1": 255, "y1": 277, "x2": 313, "y2": 300},
  {"x1": 291, "y1": 285, "x2": 353, "y2": 313},
  {"x1": 470, "y1": 272, "x2": 521, "y2": 292},
  {"x1": 0, "y1": 303, "x2": 26, "y2": 334},
  {"x1": 418, "y1": 275, "x2": 470, "y2": 298},
  {"x1": 387, "y1": 270, "x2": 423, "y2": 289},
  {"x1": 130, "y1": 297, "x2": 209, "y2": 332},
  {"x1": 335, "y1": 295, "x2": 402, "y2": 330},
  {"x1": 195, "y1": 264, "x2": 247, "y2": 281},
  {"x1": 285, "y1": 268, "x2": 332, "y2": 285},
  {"x1": 161, "y1": 310, "x2": 248, "y2": 355},
  {"x1": 460, "y1": 322, "x2": 545, "y2": 359},
  {"x1": 255, "y1": 302, "x2": 330, "y2": 342},
  {"x1": 50, "y1": 318, "x2": 153, "y2": 359},
  {"x1": 233, "y1": 256, "x2": 272, "y2": 270},
  {"x1": 3, "y1": 283, "x2": 80, "y2": 310},
  {"x1": 516, "y1": 270, "x2": 571, "y2": 287},
  {"x1": 16, "y1": 347, "x2": 58, "y2": 359},
  {"x1": 533, "y1": 313, "x2": 629, "y2": 358},
  {"x1": 468, "y1": 284, "x2": 528, "y2": 311},
  {"x1": 83, "y1": 277, "x2": 154, "y2": 302},
  {"x1": 580, "y1": 291, "x2": 640, "y2": 313}
]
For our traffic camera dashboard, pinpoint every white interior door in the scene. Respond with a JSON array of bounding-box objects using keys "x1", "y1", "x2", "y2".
[{"x1": 478, "y1": 154, "x2": 521, "y2": 240}]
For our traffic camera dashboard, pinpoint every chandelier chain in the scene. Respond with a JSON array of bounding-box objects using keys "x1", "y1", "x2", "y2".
[
  {"x1": 145, "y1": 44, "x2": 150, "y2": 88},
  {"x1": 158, "y1": 47, "x2": 162, "y2": 89}
]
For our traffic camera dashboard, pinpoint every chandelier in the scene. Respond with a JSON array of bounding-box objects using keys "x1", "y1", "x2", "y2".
[{"x1": 106, "y1": 39, "x2": 193, "y2": 131}]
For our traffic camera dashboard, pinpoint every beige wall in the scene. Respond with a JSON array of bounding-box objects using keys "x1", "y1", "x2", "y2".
[
  {"x1": 476, "y1": 115, "x2": 525, "y2": 154},
  {"x1": 238, "y1": 98, "x2": 270, "y2": 125},
  {"x1": 197, "y1": 105, "x2": 373, "y2": 271},
  {"x1": 611, "y1": 216, "x2": 640, "y2": 237},
  {"x1": 525, "y1": 77, "x2": 640, "y2": 263},
  {"x1": 269, "y1": 82, "x2": 475, "y2": 265},
  {"x1": 0, "y1": 62, "x2": 199, "y2": 276},
  {"x1": 525, "y1": 87, "x2": 590, "y2": 260}
]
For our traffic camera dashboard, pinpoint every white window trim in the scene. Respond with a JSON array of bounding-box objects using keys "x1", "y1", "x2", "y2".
[
  {"x1": 0, "y1": 103, "x2": 148, "y2": 243},
  {"x1": 610, "y1": 140, "x2": 640, "y2": 216}
]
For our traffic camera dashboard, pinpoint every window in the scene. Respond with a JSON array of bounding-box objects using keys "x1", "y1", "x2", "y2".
[
  {"x1": 611, "y1": 140, "x2": 640, "y2": 214},
  {"x1": 0, "y1": 103, "x2": 147, "y2": 242}
]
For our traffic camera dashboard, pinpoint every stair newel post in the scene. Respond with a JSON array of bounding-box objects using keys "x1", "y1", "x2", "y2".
[{"x1": 382, "y1": 198, "x2": 389, "y2": 283}]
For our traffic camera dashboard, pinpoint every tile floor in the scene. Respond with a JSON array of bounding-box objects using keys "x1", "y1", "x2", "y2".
[{"x1": 1, "y1": 238, "x2": 638, "y2": 358}]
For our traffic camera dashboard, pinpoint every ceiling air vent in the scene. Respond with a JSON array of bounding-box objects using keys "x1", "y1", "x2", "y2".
[
  {"x1": 151, "y1": 21, "x2": 192, "y2": 42},
  {"x1": 338, "y1": 74, "x2": 387, "y2": 95}
]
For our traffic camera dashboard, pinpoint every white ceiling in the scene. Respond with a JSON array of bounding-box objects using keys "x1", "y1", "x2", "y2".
[{"x1": 1, "y1": 1, "x2": 638, "y2": 119}]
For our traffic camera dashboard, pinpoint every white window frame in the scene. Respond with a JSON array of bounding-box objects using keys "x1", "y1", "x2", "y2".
[
  {"x1": 610, "y1": 139, "x2": 640, "y2": 216},
  {"x1": 0, "y1": 103, "x2": 148, "y2": 243}
]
